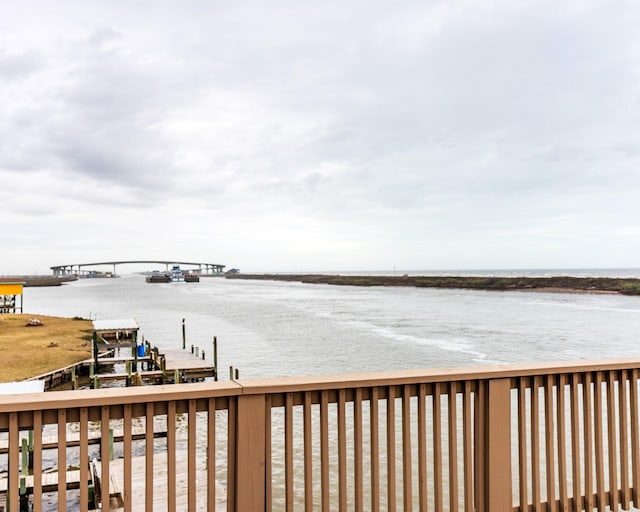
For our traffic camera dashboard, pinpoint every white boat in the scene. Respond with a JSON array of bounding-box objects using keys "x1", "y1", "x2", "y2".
[{"x1": 170, "y1": 265, "x2": 183, "y2": 282}]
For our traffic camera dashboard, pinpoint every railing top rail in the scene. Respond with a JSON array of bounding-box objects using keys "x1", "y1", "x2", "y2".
[
  {"x1": 0, "y1": 381, "x2": 243, "y2": 413},
  {"x1": 2, "y1": 358, "x2": 640, "y2": 412},
  {"x1": 235, "y1": 357, "x2": 640, "y2": 394}
]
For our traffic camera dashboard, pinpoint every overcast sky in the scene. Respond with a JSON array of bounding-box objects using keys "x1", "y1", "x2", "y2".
[{"x1": 2, "y1": 1, "x2": 640, "y2": 274}]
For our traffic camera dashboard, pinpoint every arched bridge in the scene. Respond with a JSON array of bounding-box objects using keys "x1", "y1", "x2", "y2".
[{"x1": 51, "y1": 260, "x2": 225, "y2": 277}]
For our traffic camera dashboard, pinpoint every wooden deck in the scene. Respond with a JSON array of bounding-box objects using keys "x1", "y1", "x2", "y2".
[
  {"x1": 30, "y1": 343, "x2": 217, "y2": 390},
  {"x1": 94, "y1": 458, "x2": 227, "y2": 511}
]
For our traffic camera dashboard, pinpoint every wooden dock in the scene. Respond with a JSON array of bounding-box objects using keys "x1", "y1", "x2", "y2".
[
  {"x1": 28, "y1": 343, "x2": 218, "y2": 390},
  {"x1": 92, "y1": 346, "x2": 216, "y2": 387}
]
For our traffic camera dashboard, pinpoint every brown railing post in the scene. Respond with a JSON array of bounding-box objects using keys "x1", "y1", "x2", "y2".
[
  {"x1": 484, "y1": 378, "x2": 512, "y2": 511},
  {"x1": 235, "y1": 394, "x2": 267, "y2": 511}
]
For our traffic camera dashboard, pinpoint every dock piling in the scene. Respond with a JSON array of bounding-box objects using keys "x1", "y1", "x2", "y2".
[
  {"x1": 182, "y1": 318, "x2": 186, "y2": 350},
  {"x1": 213, "y1": 336, "x2": 218, "y2": 382}
]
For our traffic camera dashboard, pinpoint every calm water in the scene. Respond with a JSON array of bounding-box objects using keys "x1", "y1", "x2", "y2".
[{"x1": 23, "y1": 272, "x2": 640, "y2": 377}]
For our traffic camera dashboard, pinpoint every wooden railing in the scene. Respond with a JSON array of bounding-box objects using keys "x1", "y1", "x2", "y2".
[{"x1": 2, "y1": 358, "x2": 640, "y2": 511}]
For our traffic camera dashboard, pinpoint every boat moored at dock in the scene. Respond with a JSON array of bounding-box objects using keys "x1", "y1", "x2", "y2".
[{"x1": 145, "y1": 271, "x2": 171, "y2": 283}]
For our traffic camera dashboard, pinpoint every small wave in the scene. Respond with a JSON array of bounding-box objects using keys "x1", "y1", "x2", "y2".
[{"x1": 345, "y1": 321, "x2": 488, "y2": 361}]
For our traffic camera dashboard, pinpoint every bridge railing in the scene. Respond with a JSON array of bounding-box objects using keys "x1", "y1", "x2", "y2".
[{"x1": 2, "y1": 359, "x2": 640, "y2": 511}]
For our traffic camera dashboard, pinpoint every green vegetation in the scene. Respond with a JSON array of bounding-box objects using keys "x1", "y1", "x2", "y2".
[
  {"x1": 227, "y1": 274, "x2": 640, "y2": 295},
  {"x1": 621, "y1": 282, "x2": 640, "y2": 295}
]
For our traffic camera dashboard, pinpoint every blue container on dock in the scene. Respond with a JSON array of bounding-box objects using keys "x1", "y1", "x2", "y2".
[{"x1": 137, "y1": 344, "x2": 145, "y2": 357}]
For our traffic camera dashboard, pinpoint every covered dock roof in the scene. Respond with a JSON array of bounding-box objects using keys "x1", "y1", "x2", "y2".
[{"x1": 92, "y1": 318, "x2": 139, "y2": 332}]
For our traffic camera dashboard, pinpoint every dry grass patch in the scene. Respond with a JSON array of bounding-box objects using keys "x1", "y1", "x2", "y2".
[{"x1": 0, "y1": 314, "x2": 93, "y2": 382}]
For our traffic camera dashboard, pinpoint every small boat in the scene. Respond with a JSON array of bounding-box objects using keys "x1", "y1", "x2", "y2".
[
  {"x1": 170, "y1": 265, "x2": 183, "y2": 282},
  {"x1": 146, "y1": 271, "x2": 171, "y2": 283},
  {"x1": 184, "y1": 271, "x2": 200, "y2": 282}
]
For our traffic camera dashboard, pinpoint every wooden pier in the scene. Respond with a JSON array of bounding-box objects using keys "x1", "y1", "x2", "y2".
[{"x1": 28, "y1": 342, "x2": 217, "y2": 390}]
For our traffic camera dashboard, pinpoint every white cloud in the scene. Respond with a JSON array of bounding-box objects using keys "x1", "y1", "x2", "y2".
[{"x1": 2, "y1": 1, "x2": 640, "y2": 273}]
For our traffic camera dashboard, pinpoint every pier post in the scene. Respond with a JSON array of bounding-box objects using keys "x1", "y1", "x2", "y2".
[
  {"x1": 182, "y1": 318, "x2": 186, "y2": 350},
  {"x1": 235, "y1": 394, "x2": 267, "y2": 511},
  {"x1": 481, "y1": 378, "x2": 512, "y2": 511},
  {"x1": 92, "y1": 331, "x2": 98, "y2": 371},
  {"x1": 213, "y1": 336, "x2": 218, "y2": 381},
  {"x1": 133, "y1": 345, "x2": 138, "y2": 373}
]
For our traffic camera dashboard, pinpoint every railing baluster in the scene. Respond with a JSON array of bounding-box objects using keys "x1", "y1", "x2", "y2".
[
  {"x1": 463, "y1": 381, "x2": 473, "y2": 512},
  {"x1": 304, "y1": 391, "x2": 313, "y2": 512},
  {"x1": 371, "y1": 386, "x2": 380, "y2": 512},
  {"x1": 557, "y1": 373, "x2": 568, "y2": 511},
  {"x1": 619, "y1": 370, "x2": 630, "y2": 509},
  {"x1": 518, "y1": 378, "x2": 528, "y2": 512},
  {"x1": 531, "y1": 376, "x2": 541, "y2": 511},
  {"x1": 402, "y1": 384, "x2": 412, "y2": 512},
  {"x1": 123, "y1": 403, "x2": 133, "y2": 512},
  {"x1": 607, "y1": 371, "x2": 619, "y2": 512},
  {"x1": 418, "y1": 383, "x2": 428, "y2": 512},
  {"x1": 207, "y1": 398, "x2": 217, "y2": 512},
  {"x1": 433, "y1": 381, "x2": 443, "y2": 512},
  {"x1": 8, "y1": 412, "x2": 19, "y2": 512},
  {"x1": 187, "y1": 399, "x2": 196, "y2": 512},
  {"x1": 474, "y1": 380, "x2": 486, "y2": 511},
  {"x1": 355, "y1": 387, "x2": 364, "y2": 512},
  {"x1": 58, "y1": 408, "x2": 67, "y2": 512},
  {"x1": 570, "y1": 373, "x2": 581, "y2": 512},
  {"x1": 338, "y1": 388, "x2": 347, "y2": 512},
  {"x1": 594, "y1": 371, "x2": 606, "y2": 511},
  {"x1": 630, "y1": 369, "x2": 640, "y2": 506},
  {"x1": 583, "y1": 372, "x2": 594, "y2": 512},
  {"x1": 320, "y1": 390, "x2": 330, "y2": 512},
  {"x1": 265, "y1": 394, "x2": 272, "y2": 512},
  {"x1": 544, "y1": 375, "x2": 556, "y2": 511},
  {"x1": 33, "y1": 410, "x2": 44, "y2": 512},
  {"x1": 285, "y1": 392, "x2": 294, "y2": 512},
  {"x1": 227, "y1": 396, "x2": 237, "y2": 512},
  {"x1": 448, "y1": 382, "x2": 458, "y2": 512},
  {"x1": 167, "y1": 401, "x2": 177, "y2": 512},
  {"x1": 145, "y1": 402, "x2": 154, "y2": 512},
  {"x1": 387, "y1": 385, "x2": 397, "y2": 512},
  {"x1": 100, "y1": 405, "x2": 110, "y2": 512}
]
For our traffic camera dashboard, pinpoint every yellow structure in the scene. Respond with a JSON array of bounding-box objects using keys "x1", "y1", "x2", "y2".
[{"x1": 0, "y1": 282, "x2": 24, "y2": 313}]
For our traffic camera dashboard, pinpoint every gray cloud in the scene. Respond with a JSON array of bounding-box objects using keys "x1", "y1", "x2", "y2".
[{"x1": 2, "y1": 1, "x2": 640, "y2": 272}]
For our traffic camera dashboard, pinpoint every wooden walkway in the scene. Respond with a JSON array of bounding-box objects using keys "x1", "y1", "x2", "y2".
[
  {"x1": 30, "y1": 343, "x2": 217, "y2": 390},
  {"x1": 93, "y1": 346, "x2": 215, "y2": 386}
]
